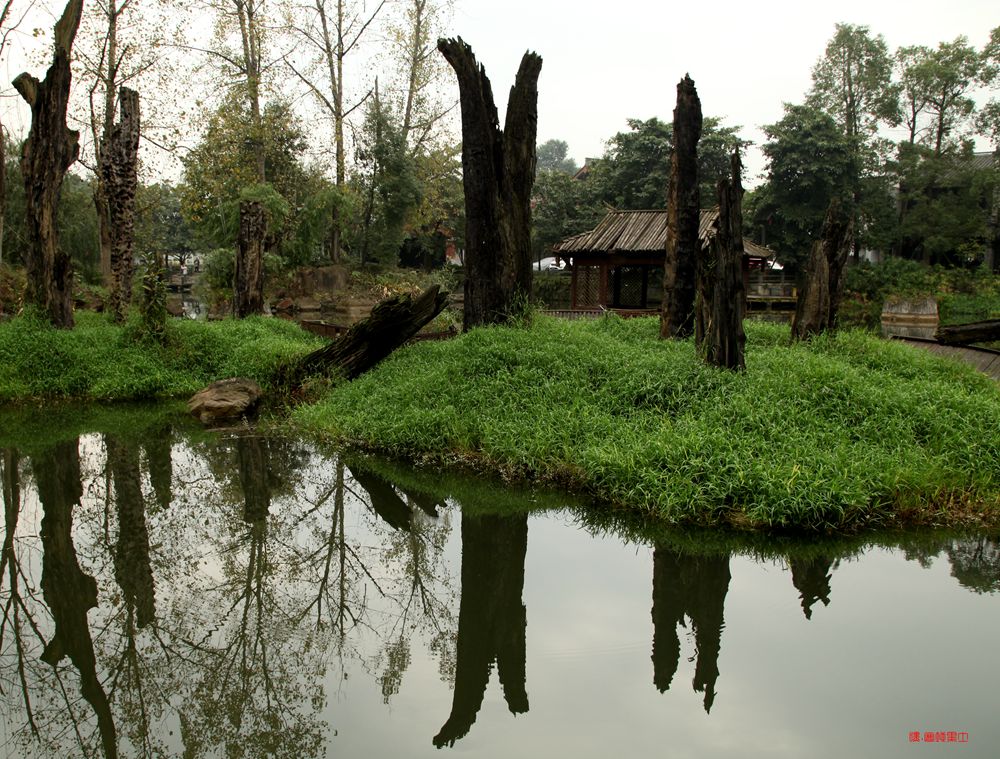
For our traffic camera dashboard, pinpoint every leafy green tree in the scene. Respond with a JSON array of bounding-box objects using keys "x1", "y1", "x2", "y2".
[
  {"x1": 180, "y1": 94, "x2": 335, "y2": 265},
  {"x1": 588, "y1": 116, "x2": 745, "y2": 209},
  {"x1": 531, "y1": 168, "x2": 602, "y2": 261},
  {"x1": 536, "y1": 139, "x2": 578, "y2": 174},
  {"x1": 347, "y1": 91, "x2": 421, "y2": 265},
  {"x1": 749, "y1": 104, "x2": 856, "y2": 270},
  {"x1": 896, "y1": 142, "x2": 996, "y2": 266}
]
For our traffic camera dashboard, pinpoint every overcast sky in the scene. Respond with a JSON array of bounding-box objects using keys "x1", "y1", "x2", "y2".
[
  {"x1": 445, "y1": 0, "x2": 998, "y2": 186},
  {"x1": 0, "y1": 0, "x2": 996, "y2": 187}
]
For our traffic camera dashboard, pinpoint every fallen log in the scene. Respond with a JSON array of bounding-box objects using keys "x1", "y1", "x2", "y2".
[
  {"x1": 288, "y1": 284, "x2": 449, "y2": 386},
  {"x1": 935, "y1": 319, "x2": 1000, "y2": 346}
]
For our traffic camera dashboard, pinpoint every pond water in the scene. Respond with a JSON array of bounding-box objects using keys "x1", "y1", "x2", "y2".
[{"x1": 1, "y1": 408, "x2": 998, "y2": 758}]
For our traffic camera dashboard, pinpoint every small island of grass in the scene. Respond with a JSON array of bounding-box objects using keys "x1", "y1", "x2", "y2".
[{"x1": 293, "y1": 315, "x2": 1000, "y2": 532}]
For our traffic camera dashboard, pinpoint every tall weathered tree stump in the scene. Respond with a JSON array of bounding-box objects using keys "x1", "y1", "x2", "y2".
[
  {"x1": 233, "y1": 200, "x2": 266, "y2": 318},
  {"x1": 792, "y1": 199, "x2": 853, "y2": 340},
  {"x1": 696, "y1": 152, "x2": 746, "y2": 371},
  {"x1": 661, "y1": 75, "x2": 702, "y2": 339},
  {"x1": 101, "y1": 87, "x2": 141, "y2": 323},
  {"x1": 12, "y1": 0, "x2": 84, "y2": 328},
  {"x1": 438, "y1": 37, "x2": 541, "y2": 330}
]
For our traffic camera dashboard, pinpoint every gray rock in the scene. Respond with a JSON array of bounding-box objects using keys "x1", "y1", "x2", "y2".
[{"x1": 187, "y1": 378, "x2": 263, "y2": 425}]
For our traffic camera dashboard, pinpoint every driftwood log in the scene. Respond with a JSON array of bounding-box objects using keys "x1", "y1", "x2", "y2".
[
  {"x1": 696, "y1": 151, "x2": 746, "y2": 370},
  {"x1": 437, "y1": 37, "x2": 541, "y2": 330},
  {"x1": 101, "y1": 87, "x2": 141, "y2": 323},
  {"x1": 12, "y1": 0, "x2": 84, "y2": 328},
  {"x1": 290, "y1": 284, "x2": 449, "y2": 385},
  {"x1": 935, "y1": 319, "x2": 1000, "y2": 345},
  {"x1": 661, "y1": 74, "x2": 702, "y2": 339},
  {"x1": 791, "y1": 198, "x2": 853, "y2": 340}
]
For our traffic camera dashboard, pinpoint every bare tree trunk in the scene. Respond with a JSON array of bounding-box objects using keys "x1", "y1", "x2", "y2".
[
  {"x1": 792, "y1": 198, "x2": 853, "y2": 340},
  {"x1": 234, "y1": 200, "x2": 266, "y2": 317},
  {"x1": 438, "y1": 37, "x2": 541, "y2": 330},
  {"x1": 0, "y1": 119, "x2": 6, "y2": 267},
  {"x1": 661, "y1": 75, "x2": 702, "y2": 339},
  {"x1": 101, "y1": 87, "x2": 140, "y2": 323},
  {"x1": 12, "y1": 0, "x2": 84, "y2": 329},
  {"x1": 697, "y1": 152, "x2": 746, "y2": 371}
]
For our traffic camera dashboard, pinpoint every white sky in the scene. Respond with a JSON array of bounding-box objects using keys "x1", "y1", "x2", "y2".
[
  {"x1": 0, "y1": 0, "x2": 996, "y2": 187},
  {"x1": 447, "y1": 0, "x2": 998, "y2": 185}
]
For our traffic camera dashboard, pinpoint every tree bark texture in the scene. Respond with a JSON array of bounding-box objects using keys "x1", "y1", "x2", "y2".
[
  {"x1": 934, "y1": 319, "x2": 1000, "y2": 345},
  {"x1": 437, "y1": 37, "x2": 541, "y2": 330},
  {"x1": 233, "y1": 200, "x2": 266, "y2": 318},
  {"x1": 661, "y1": 75, "x2": 702, "y2": 339},
  {"x1": 696, "y1": 152, "x2": 746, "y2": 371},
  {"x1": 291, "y1": 284, "x2": 448, "y2": 385},
  {"x1": 791, "y1": 199, "x2": 853, "y2": 340},
  {"x1": 12, "y1": 0, "x2": 84, "y2": 329},
  {"x1": 100, "y1": 87, "x2": 140, "y2": 323}
]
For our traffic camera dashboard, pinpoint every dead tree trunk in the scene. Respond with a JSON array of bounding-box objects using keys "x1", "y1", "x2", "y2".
[
  {"x1": 290, "y1": 284, "x2": 448, "y2": 385},
  {"x1": 661, "y1": 75, "x2": 702, "y2": 339},
  {"x1": 233, "y1": 200, "x2": 266, "y2": 318},
  {"x1": 438, "y1": 37, "x2": 541, "y2": 330},
  {"x1": 935, "y1": 319, "x2": 1000, "y2": 345},
  {"x1": 697, "y1": 152, "x2": 746, "y2": 370},
  {"x1": 12, "y1": 0, "x2": 84, "y2": 329},
  {"x1": 100, "y1": 87, "x2": 140, "y2": 323},
  {"x1": 791, "y1": 199, "x2": 853, "y2": 340}
]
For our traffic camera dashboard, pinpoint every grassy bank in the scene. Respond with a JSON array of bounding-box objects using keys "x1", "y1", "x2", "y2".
[
  {"x1": 0, "y1": 311, "x2": 322, "y2": 401},
  {"x1": 294, "y1": 315, "x2": 1000, "y2": 531}
]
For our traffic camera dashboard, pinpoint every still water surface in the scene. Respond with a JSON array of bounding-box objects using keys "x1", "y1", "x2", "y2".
[{"x1": 0, "y1": 409, "x2": 998, "y2": 758}]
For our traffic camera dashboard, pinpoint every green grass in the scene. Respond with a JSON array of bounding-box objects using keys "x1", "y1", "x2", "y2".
[
  {"x1": 0, "y1": 311, "x2": 322, "y2": 401},
  {"x1": 293, "y1": 315, "x2": 1000, "y2": 531}
]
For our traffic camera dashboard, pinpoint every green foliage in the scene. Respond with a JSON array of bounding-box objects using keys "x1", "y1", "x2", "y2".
[
  {"x1": 293, "y1": 316, "x2": 1000, "y2": 530},
  {"x1": 531, "y1": 168, "x2": 604, "y2": 259},
  {"x1": 0, "y1": 311, "x2": 322, "y2": 401},
  {"x1": 587, "y1": 116, "x2": 746, "y2": 209},
  {"x1": 536, "y1": 139, "x2": 578, "y2": 174},
  {"x1": 750, "y1": 104, "x2": 856, "y2": 269}
]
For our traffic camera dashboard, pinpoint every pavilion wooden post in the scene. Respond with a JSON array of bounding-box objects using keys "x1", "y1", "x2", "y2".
[
  {"x1": 438, "y1": 37, "x2": 541, "y2": 330},
  {"x1": 12, "y1": 0, "x2": 84, "y2": 329},
  {"x1": 791, "y1": 199, "x2": 853, "y2": 340},
  {"x1": 661, "y1": 75, "x2": 702, "y2": 339},
  {"x1": 696, "y1": 152, "x2": 746, "y2": 370}
]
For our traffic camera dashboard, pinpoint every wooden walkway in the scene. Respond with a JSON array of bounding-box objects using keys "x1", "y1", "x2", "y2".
[{"x1": 892, "y1": 337, "x2": 1000, "y2": 382}]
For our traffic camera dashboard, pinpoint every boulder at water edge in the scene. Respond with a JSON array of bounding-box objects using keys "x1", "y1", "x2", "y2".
[{"x1": 187, "y1": 378, "x2": 263, "y2": 425}]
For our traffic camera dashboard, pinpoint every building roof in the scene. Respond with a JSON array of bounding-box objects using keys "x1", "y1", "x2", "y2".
[{"x1": 553, "y1": 208, "x2": 773, "y2": 259}]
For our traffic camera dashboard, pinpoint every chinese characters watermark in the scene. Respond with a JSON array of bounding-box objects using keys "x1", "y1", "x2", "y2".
[{"x1": 908, "y1": 731, "x2": 969, "y2": 743}]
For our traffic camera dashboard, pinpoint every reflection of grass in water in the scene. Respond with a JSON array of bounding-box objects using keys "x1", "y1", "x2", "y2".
[
  {"x1": 295, "y1": 316, "x2": 1000, "y2": 531},
  {"x1": 0, "y1": 401, "x2": 197, "y2": 453}
]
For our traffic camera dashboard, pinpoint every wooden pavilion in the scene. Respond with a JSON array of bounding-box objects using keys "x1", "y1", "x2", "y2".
[{"x1": 552, "y1": 209, "x2": 771, "y2": 310}]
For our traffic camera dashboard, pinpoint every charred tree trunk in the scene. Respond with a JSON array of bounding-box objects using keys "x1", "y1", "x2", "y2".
[
  {"x1": 438, "y1": 37, "x2": 541, "y2": 330},
  {"x1": 290, "y1": 284, "x2": 448, "y2": 386},
  {"x1": 12, "y1": 0, "x2": 84, "y2": 329},
  {"x1": 100, "y1": 87, "x2": 140, "y2": 323},
  {"x1": 233, "y1": 200, "x2": 266, "y2": 318},
  {"x1": 697, "y1": 152, "x2": 746, "y2": 371},
  {"x1": 791, "y1": 199, "x2": 853, "y2": 340},
  {"x1": 934, "y1": 319, "x2": 1000, "y2": 345},
  {"x1": 661, "y1": 75, "x2": 702, "y2": 339}
]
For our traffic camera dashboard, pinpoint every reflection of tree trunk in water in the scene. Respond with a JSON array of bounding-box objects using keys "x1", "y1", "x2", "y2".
[
  {"x1": 650, "y1": 547, "x2": 730, "y2": 714},
  {"x1": 141, "y1": 425, "x2": 173, "y2": 511},
  {"x1": 349, "y1": 466, "x2": 412, "y2": 532},
  {"x1": 106, "y1": 436, "x2": 156, "y2": 627},
  {"x1": 1, "y1": 447, "x2": 38, "y2": 734},
  {"x1": 33, "y1": 440, "x2": 118, "y2": 758},
  {"x1": 235, "y1": 435, "x2": 271, "y2": 524},
  {"x1": 789, "y1": 556, "x2": 835, "y2": 620},
  {"x1": 434, "y1": 513, "x2": 528, "y2": 748}
]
